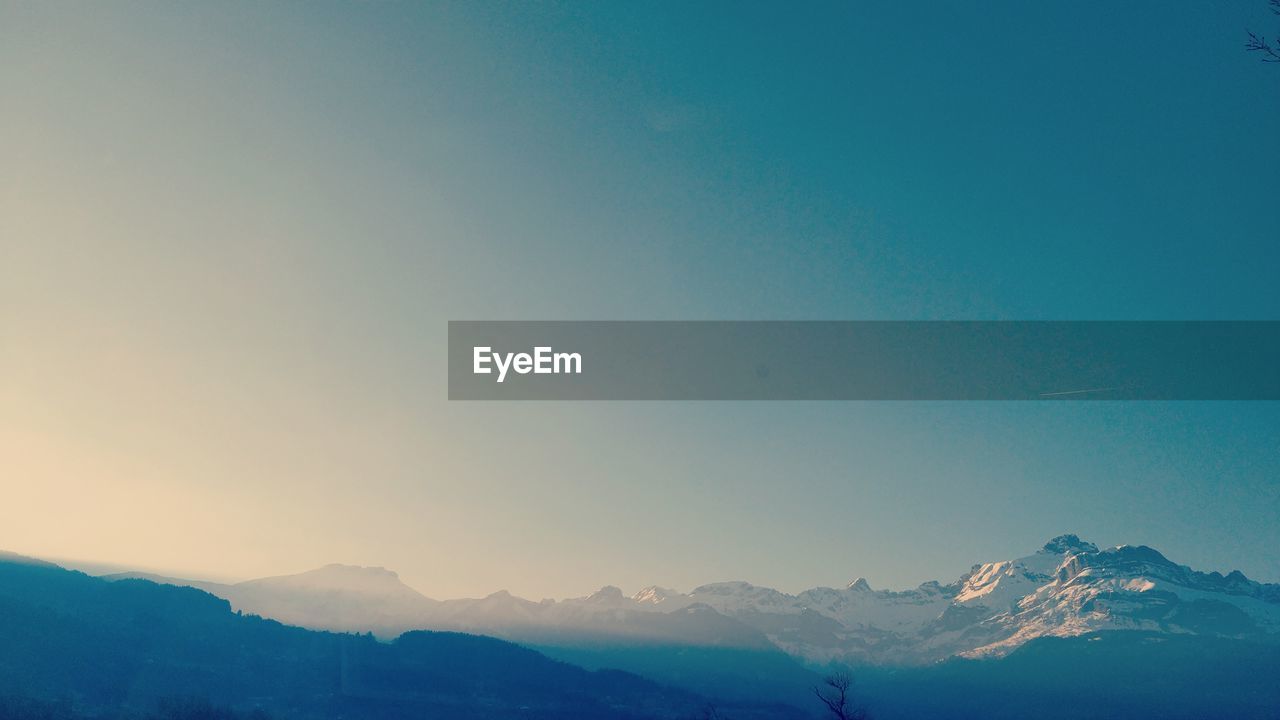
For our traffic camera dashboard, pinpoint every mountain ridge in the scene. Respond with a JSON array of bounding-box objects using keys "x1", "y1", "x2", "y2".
[
  {"x1": 10, "y1": 550, "x2": 1280, "y2": 718},
  {"x1": 0, "y1": 554, "x2": 794, "y2": 719},
  {"x1": 98, "y1": 534, "x2": 1280, "y2": 667}
]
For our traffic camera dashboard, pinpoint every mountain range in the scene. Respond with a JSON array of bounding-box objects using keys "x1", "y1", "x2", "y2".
[
  {"x1": 0, "y1": 551, "x2": 795, "y2": 720},
  {"x1": 8, "y1": 536, "x2": 1280, "y2": 719},
  {"x1": 107, "y1": 534, "x2": 1280, "y2": 670}
]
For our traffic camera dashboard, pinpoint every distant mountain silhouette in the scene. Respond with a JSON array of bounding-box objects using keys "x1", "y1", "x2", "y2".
[
  {"x1": 0, "y1": 553, "x2": 799, "y2": 720},
  {"x1": 105, "y1": 535, "x2": 1280, "y2": 668},
  {"x1": 104, "y1": 563, "x2": 822, "y2": 706},
  {"x1": 106, "y1": 564, "x2": 437, "y2": 637}
]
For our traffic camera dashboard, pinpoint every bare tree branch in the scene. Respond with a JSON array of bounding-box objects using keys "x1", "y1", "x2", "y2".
[
  {"x1": 813, "y1": 672, "x2": 868, "y2": 720},
  {"x1": 1247, "y1": 0, "x2": 1280, "y2": 62},
  {"x1": 1246, "y1": 31, "x2": 1280, "y2": 62}
]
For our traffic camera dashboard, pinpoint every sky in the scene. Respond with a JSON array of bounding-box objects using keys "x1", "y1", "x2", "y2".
[{"x1": 2, "y1": 1, "x2": 1279, "y2": 599}]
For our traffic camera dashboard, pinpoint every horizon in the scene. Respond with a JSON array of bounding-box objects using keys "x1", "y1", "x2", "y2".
[{"x1": 24, "y1": 530, "x2": 1277, "y2": 601}]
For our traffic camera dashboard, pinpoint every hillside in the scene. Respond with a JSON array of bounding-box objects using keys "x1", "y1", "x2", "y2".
[{"x1": 0, "y1": 553, "x2": 797, "y2": 720}]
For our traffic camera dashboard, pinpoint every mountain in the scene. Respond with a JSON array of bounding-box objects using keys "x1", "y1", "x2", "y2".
[
  {"x1": 13, "y1": 550, "x2": 1279, "y2": 720},
  {"x1": 2, "y1": 553, "x2": 798, "y2": 720},
  {"x1": 104, "y1": 535, "x2": 1280, "y2": 671},
  {"x1": 103, "y1": 564, "x2": 438, "y2": 638},
  {"x1": 667, "y1": 534, "x2": 1280, "y2": 665},
  {"x1": 103, "y1": 566, "x2": 819, "y2": 705}
]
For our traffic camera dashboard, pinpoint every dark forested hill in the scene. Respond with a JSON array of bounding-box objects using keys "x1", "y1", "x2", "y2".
[{"x1": 0, "y1": 554, "x2": 798, "y2": 720}]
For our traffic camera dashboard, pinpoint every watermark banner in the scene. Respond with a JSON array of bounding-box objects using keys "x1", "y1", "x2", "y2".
[{"x1": 448, "y1": 321, "x2": 1280, "y2": 400}]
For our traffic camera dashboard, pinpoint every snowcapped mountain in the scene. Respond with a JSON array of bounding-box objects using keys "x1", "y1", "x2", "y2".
[
  {"x1": 102, "y1": 535, "x2": 1280, "y2": 667},
  {"x1": 632, "y1": 535, "x2": 1280, "y2": 664}
]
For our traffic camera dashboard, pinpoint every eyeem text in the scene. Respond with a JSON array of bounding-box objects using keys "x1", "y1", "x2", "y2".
[{"x1": 473, "y1": 346, "x2": 583, "y2": 383}]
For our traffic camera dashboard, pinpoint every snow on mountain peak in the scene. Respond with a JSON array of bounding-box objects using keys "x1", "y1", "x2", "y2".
[
  {"x1": 663, "y1": 537, "x2": 1280, "y2": 666},
  {"x1": 632, "y1": 586, "x2": 682, "y2": 605},
  {"x1": 1040, "y1": 534, "x2": 1099, "y2": 555},
  {"x1": 112, "y1": 536, "x2": 1279, "y2": 671}
]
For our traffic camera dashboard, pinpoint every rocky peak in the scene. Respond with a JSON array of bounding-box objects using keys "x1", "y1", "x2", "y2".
[
  {"x1": 1041, "y1": 534, "x2": 1099, "y2": 555},
  {"x1": 586, "y1": 585, "x2": 626, "y2": 603}
]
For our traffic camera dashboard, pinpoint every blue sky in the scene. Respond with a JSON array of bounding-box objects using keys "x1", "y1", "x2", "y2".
[{"x1": 2, "y1": 1, "x2": 1278, "y2": 597}]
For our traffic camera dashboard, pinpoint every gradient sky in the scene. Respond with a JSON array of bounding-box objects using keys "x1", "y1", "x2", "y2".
[{"x1": 3, "y1": 1, "x2": 1279, "y2": 599}]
